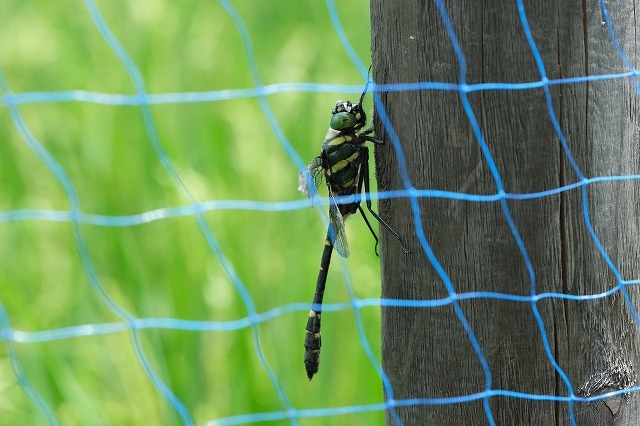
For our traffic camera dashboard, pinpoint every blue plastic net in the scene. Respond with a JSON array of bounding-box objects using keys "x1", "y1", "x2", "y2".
[{"x1": 1, "y1": 0, "x2": 639, "y2": 425}]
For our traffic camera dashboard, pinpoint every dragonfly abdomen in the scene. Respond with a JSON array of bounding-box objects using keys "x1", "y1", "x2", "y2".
[{"x1": 304, "y1": 237, "x2": 333, "y2": 380}]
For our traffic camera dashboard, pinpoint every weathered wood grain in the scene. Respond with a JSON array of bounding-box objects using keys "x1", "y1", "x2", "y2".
[{"x1": 371, "y1": 0, "x2": 640, "y2": 424}]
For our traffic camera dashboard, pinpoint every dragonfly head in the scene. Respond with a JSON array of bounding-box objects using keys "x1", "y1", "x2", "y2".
[{"x1": 330, "y1": 100, "x2": 366, "y2": 132}]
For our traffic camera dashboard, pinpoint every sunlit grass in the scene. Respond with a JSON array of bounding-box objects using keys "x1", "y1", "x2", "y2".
[{"x1": 0, "y1": 0, "x2": 384, "y2": 425}]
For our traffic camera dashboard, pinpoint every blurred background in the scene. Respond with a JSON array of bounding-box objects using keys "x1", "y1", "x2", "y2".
[{"x1": 0, "y1": 0, "x2": 387, "y2": 424}]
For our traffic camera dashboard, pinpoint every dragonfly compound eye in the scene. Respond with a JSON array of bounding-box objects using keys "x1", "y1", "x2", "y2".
[{"x1": 330, "y1": 111, "x2": 357, "y2": 131}]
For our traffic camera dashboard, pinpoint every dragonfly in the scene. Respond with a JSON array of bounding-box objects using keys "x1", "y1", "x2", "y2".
[{"x1": 298, "y1": 79, "x2": 410, "y2": 380}]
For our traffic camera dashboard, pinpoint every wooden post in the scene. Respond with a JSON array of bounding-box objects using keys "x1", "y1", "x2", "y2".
[{"x1": 371, "y1": 0, "x2": 640, "y2": 424}]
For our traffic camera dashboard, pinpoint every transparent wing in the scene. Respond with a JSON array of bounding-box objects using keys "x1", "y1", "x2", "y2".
[
  {"x1": 298, "y1": 156, "x2": 324, "y2": 200},
  {"x1": 299, "y1": 155, "x2": 349, "y2": 257},
  {"x1": 328, "y1": 193, "x2": 349, "y2": 258}
]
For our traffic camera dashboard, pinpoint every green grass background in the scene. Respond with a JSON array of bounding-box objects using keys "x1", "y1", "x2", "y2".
[{"x1": 0, "y1": 0, "x2": 387, "y2": 425}]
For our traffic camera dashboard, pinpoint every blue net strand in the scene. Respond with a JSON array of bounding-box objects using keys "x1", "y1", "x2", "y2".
[
  {"x1": 598, "y1": 0, "x2": 640, "y2": 95},
  {"x1": 2, "y1": 52, "x2": 197, "y2": 426},
  {"x1": 0, "y1": 303, "x2": 61, "y2": 426},
  {"x1": 4, "y1": 71, "x2": 640, "y2": 107},
  {"x1": 515, "y1": 1, "x2": 584, "y2": 181},
  {"x1": 325, "y1": 0, "x2": 369, "y2": 79},
  {"x1": 96, "y1": 0, "x2": 294, "y2": 422},
  {"x1": 2, "y1": 0, "x2": 640, "y2": 424},
  {"x1": 217, "y1": 0, "x2": 305, "y2": 172},
  {"x1": 515, "y1": 0, "x2": 578, "y2": 422}
]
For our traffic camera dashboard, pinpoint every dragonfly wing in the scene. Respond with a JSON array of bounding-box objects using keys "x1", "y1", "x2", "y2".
[
  {"x1": 298, "y1": 156, "x2": 323, "y2": 200},
  {"x1": 328, "y1": 194, "x2": 349, "y2": 258}
]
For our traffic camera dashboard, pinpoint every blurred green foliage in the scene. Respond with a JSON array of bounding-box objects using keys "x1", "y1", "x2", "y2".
[{"x1": 0, "y1": 0, "x2": 387, "y2": 425}]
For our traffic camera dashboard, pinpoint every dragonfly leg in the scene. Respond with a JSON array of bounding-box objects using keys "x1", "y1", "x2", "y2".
[
  {"x1": 359, "y1": 147, "x2": 410, "y2": 254},
  {"x1": 357, "y1": 205, "x2": 380, "y2": 256},
  {"x1": 360, "y1": 128, "x2": 384, "y2": 145}
]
